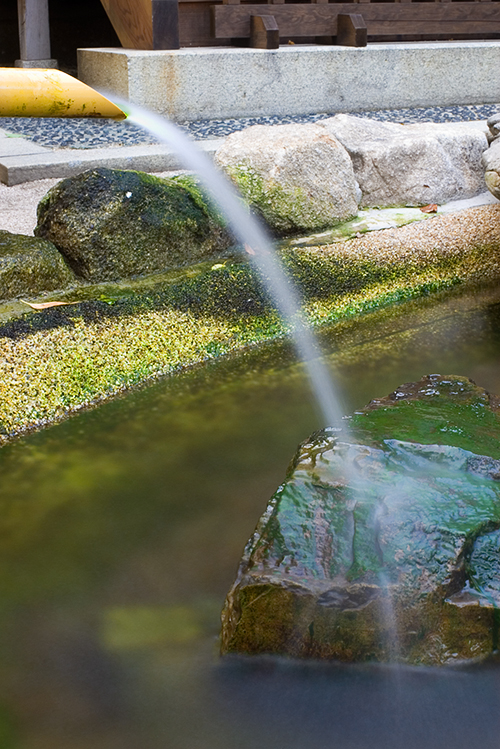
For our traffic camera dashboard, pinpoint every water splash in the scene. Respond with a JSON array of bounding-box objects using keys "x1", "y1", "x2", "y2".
[
  {"x1": 119, "y1": 103, "x2": 345, "y2": 429},
  {"x1": 377, "y1": 570, "x2": 402, "y2": 663}
]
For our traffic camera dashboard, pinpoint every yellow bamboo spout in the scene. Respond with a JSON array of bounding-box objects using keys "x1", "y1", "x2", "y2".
[{"x1": 0, "y1": 68, "x2": 126, "y2": 120}]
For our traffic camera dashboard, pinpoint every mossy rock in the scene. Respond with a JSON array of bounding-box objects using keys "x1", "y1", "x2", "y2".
[
  {"x1": 221, "y1": 375, "x2": 500, "y2": 665},
  {"x1": 35, "y1": 168, "x2": 233, "y2": 282},
  {"x1": 214, "y1": 124, "x2": 359, "y2": 235},
  {"x1": 0, "y1": 230, "x2": 75, "y2": 301}
]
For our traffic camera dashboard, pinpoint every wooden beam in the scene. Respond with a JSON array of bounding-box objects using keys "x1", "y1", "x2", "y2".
[
  {"x1": 337, "y1": 13, "x2": 367, "y2": 46},
  {"x1": 313, "y1": 0, "x2": 333, "y2": 42},
  {"x1": 100, "y1": 0, "x2": 180, "y2": 50},
  {"x1": 17, "y1": 0, "x2": 51, "y2": 61},
  {"x1": 250, "y1": 14, "x2": 279, "y2": 49},
  {"x1": 99, "y1": 0, "x2": 153, "y2": 49},
  {"x1": 152, "y1": 0, "x2": 180, "y2": 48},
  {"x1": 211, "y1": 3, "x2": 500, "y2": 40}
]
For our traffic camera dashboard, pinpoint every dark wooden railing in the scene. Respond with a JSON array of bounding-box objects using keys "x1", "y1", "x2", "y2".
[
  {"x1": 99, "y1": 0, "x2": 500, "y2": 50},
  {"x1": 211, "y1": 0, "x2": 500, "y2": 48}
]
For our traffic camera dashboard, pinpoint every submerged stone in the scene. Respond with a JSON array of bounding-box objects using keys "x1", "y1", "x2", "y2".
[
  {"x1": 221, "y1": 375, "x2": 500, "y2": 665},
  {"x1": 0, "y1": 230, "x2": 75, "y2": 301},
  {"x1": 35, "y1": 168, "x2": 233, "y2": 282}
]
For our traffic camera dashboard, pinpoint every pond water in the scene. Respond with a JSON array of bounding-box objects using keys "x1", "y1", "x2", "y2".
[{"x1": 1, "y1": 282, "x2": 500, "y2": 748}]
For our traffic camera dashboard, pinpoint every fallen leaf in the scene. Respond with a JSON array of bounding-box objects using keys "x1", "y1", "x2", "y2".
[
  {"x1": 244, "y1": 243, "x2": 256, "y2": 256},
  {"x1": 420, "y1": 204, "x2": 438, "y2": 214},
  {"x1": 21, "y1": 299, "x2": 77, "y2": 310}
]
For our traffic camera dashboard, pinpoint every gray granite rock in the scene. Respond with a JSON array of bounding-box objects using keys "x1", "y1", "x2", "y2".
[
  {"x1": 0, "y1": 230, "x2": 75, "y2": 301},
  {"x1": 214, "y1": 123, "x2": 359, "y2": 234},
  {"x1": 321, "y1": 115, "x2": 488, "y2": 207},
  {"x1": 35, "y1": 168, "x2": 232, "y2": 282},
  {"x1": 487, "y1": 112, "x2": 500, "y2": 139},
  {"x1": 482, "y1": 126, "x2": 500, "y2": 199}
]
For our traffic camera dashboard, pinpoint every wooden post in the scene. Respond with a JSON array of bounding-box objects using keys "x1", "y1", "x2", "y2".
[
  {"x1": 250, "y1": 14, "x2": 279, "y2": 49},
  {"x1": 337, "y1": 13, "x2": 367, "y2": 47},
  {"x1": 152, "y1": 0, "x2": 180, "y2": 49},
  {"x1": 16, "y1": 0, "x2": 57, "y2": 66}
]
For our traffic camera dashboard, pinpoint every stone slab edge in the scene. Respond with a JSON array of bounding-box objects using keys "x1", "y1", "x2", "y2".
[
  {"x1": 78, "y1": 42, "x2": 500, "y2": 122},
  {"x1": 0, "y1": 139, "x2": 223, "y2": 186}
]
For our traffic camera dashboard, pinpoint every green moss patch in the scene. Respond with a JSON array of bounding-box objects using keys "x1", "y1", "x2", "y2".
[
  {"x1": 224, "y1": 163, "x2": 342, "y2": 234},
  {"x1": 2, "y1": 206, "x2": 500, "y2": 441},
  {"x1": 0, "y1": 230, "x2": 75, "y2": 301},
  {"x1": 35, "y1": 168, "x2": 232, "y2": 282}
]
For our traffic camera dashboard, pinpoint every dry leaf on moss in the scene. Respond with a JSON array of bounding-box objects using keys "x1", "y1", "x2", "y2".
[{"x1": 21, "y1": 300, "x2": 77, "y2": 310}]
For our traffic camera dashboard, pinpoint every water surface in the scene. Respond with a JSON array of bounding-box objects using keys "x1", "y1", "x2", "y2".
[{"x1": 1, "y1": 283, "x2": 500, "y2": 748}]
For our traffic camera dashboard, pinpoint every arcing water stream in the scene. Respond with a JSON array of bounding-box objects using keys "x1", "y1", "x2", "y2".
[
  {"x1": 120, "y1": 103, "x2": 400, "y2": 657},
  {"x1": 124, "y1": 104, "x2": 346, "y2": 429}
]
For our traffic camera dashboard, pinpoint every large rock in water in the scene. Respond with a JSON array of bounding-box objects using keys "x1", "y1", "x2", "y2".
[
  {"x1": 222, "y1": 375, "x2": 500, "y2": 666},
  {"x1": 320, "y1": 115, "x2": 488, "y2": 208},
  {"x1": 35, "y1": 168, "x2": 232, "y2": 282},
  {"x1": 0, "y1": 229, "x2": 75, "y2": 301},
  {"x1": 214, "y1": 123, "x2": 359, "y2": 233}
]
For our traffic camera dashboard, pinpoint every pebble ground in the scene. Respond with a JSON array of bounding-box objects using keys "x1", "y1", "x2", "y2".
[{"x1": 0, "y1": 103, "x2": 498, "y2": 148}]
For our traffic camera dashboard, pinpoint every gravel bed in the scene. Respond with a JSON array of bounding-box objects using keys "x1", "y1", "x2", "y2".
[
  {"x1": 0, "y1": 103, "x2": 498, "y2": 149},
  {"x1": 327, "y1": 204, "x2": 500, "y2": 274}
]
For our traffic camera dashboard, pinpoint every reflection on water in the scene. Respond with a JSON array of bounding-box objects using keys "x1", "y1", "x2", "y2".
[{"x1": 1, "y1": 283, "x2": 500, "y2": 747}]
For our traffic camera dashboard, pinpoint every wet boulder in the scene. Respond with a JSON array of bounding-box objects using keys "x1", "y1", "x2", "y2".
[
  {"x1": 222, "y1": 375, "x2": 500, "y2": 666},
  {"x1": 0, "y1": 229, "x2": 75, "y2": 301},
  {"x1": 35, "y1": 168, "x2": 232, "y2": 282},
  {"x1": 214, "y1": 123, "x2": 360, "y2": 234},
  {"x1": 321, "y1": 115, "x2": 488, "y2": 207}
]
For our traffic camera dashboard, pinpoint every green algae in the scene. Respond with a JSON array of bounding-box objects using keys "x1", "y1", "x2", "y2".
[
  {"x1": 350, "y1": 375, "x2": 500, "y2": 459},
  {"x1": 35, "y1": 168, "x2": 233, "y2": 282},
  {"x1": 0, "y1": 229, "x2": 75, "y2": 301},
  {"x1": 224, "y1": 163, "x2": 356, "y2": 233},
  {"x1": 0, "y1": 271, "x2": 492, "y2": 441},
  {"x1": 2, "y1": 202, "x2": 500, "y2": 441}
]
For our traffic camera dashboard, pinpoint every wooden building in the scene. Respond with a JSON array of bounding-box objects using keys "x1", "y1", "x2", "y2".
[{"x1": 10, "y1": 0, "x2": 500, "y2": 66}]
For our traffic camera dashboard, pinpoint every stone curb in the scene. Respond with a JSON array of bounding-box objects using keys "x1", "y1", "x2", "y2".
[
  {"x1": 0, "y1": 138, "x2": 224, "y2": 186},
  {"x1": 79, "y1": 42, "x2": 500, "y2": 122}
]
